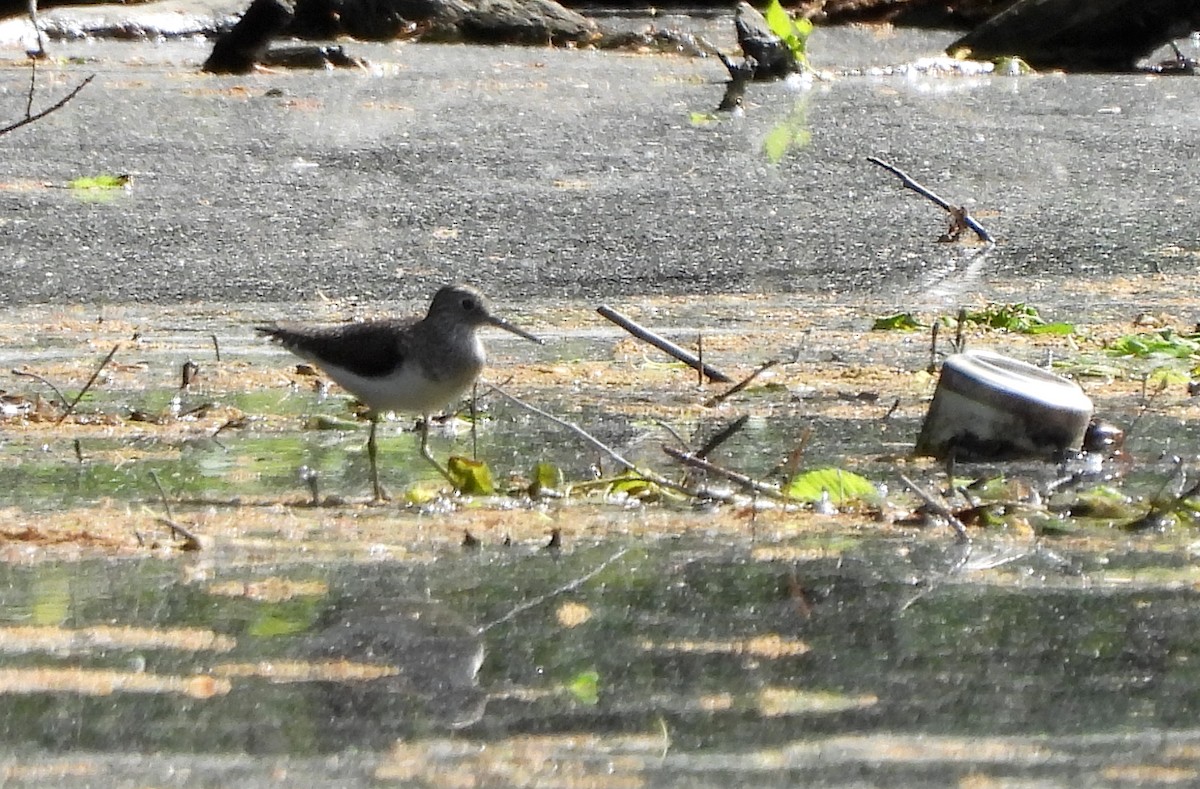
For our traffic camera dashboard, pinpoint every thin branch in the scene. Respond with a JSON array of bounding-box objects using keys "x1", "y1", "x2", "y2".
[
  {"x1": 155, "y1": 518, "x2": 202, "y2": 551},
  {"x1": 662, "y1": 444, "x2": 790, "y2": 502},
  {"x1": 486, "y1": 382, "x2": 638, "y2": 472},
  {"x1": 478, "y1": 546, "x2": 630, "y2": 633},
  {"x1": 867, "y1": 156, "x2": 995, "y2": 245},
  {"x1": 897, "y1": 472, "x2": 970, "y2": 543},
  {"x1": 704, "y1": 359, "x2": 779, "y2": 407},
  {"x1": 696, "y1": 414, "x2": 749, "y2": 459},
  {"x1": 56, "y1": 342, "x2": 119, "y2": 425},
  {"x1": 11, "y1": 367, "x2": 67, "y2": 406},
  {"x1": 654, "y1": 419, "x2": 690, "y2": 450},
  {"x1": 24, "y1": 57, "x2": 36, "y2": 116},
  {"x1": 148, "y1": 470, "x2": 174, "y2": 522},
  {"x1": 597, "y1": 305, "x2": 733, "y2": 383},
  {"x1": 0, "y1": 72, "x2": 95, "y2": 137}
]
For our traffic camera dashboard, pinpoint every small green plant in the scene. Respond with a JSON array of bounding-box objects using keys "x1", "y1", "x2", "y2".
[
  {"x1": 1107, "y1": 328, "x2": 1200, "y2": 359},
  {"x1": 762, "y1": 0, "x2": 813, "y2": 66},
  {"x1": 950, "y1": 303, "x2": 1073, "y2": 335},
  {"x1": 872, "y1": 312, "x2": 924, "y2": 331}
]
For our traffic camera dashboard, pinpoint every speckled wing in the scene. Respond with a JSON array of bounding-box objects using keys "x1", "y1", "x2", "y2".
[{"x1": 256, "y1": 319, "x2": 414, "y2": 378}]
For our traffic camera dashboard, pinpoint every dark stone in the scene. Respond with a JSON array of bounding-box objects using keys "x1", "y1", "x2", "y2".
[
  {"x1": 202, "y1": 0, "x2": 295, "y2": 73},
  {"x1": 459, "y1": 0, "x2": 596, "y2": 45},
  {"x1": 948, "y1": 0, "x2": 1200, "y2": 71},
  {"x1": 734, "y1": 1, "x2": 801, "y2": 79},
  {"x1": 260, "y1": 44, "x2": 369, "y2": 68},
  {"x1": 288, "y1": 0, "x2": 596, "y2": 44}
]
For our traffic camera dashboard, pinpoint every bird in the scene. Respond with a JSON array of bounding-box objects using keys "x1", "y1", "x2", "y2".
[{"x1": 256, "y1": 284, "x2": 541, "y2": 501}]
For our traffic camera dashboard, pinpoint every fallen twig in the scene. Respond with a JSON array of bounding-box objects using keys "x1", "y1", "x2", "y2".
[
  {"x1": 149, "y1": 470, "x2": 202, "y2": 549},
  {"x1": 867, "y1": 156, "x2": 995, "y2": 245},
  {"x1": 11, "y1": 367, "x2": 67, "y2": 406},
  {"x1": 898, "y1": 472, "x2": 970, "y2": 543},
  {"x1": 155, "y1": 518, "x2": 202, "y2": 551},
  {"x1": 704, "y1": 359, "x2": 779, "y2": 407},
  {"x1": 696, "y1": 414, "x2": 749, "y2": 459},
  {"x1": 662, "y1": 444, "x2": 790, "y2": 502},
  {"x1": 478, "y1": 546, "x2": 630, "y2": 633},
  {"x1": 0, "y1": 66, "x2": 94, "y2": 137},
  {"x1": 597, "y1": 305, "x2": 732, "y2": 383},
  {"x1": 149, "y1": 470, "x2": 175, "y2": 522},
  {"x1": 486, "y1": 382, "x2": 639, "y2": 472},
  {"x1": 56, "y1": 342, "x2": 119, "y2": 425}
]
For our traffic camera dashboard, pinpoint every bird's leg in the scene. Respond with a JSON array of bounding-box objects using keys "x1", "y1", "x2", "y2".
[
  {"x1": 367, "y1": 417, "x2": 390, "y2": 503},
  {"x1": 419, "y1": 414, "x2": 458, "y2": 488}
]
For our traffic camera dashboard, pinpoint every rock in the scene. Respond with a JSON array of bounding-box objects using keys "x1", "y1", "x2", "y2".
[
  {"x1": 459, "y1": 0, "x2": 596, "y2": 45},
  {"x1": 289, "y1": 0, "x2": 597, "y2": 44},
  {"x1": 202, "y1": 0, "x2": 293, "y2": 73},
  {"x1": 948, "y1": 0, "x2": 1200, "y2": 71},
  {"x1": 734, "y1": 1, "x2": 801, "y2": 79}
]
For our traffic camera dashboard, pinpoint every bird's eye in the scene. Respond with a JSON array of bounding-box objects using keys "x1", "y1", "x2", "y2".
[{"x1": 461, "y1": 297, "x2": 476, "y2": 311}]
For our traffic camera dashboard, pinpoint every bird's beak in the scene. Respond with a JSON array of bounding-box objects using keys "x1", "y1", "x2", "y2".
[{"x1": 489, "y1": 315, "x2": 543, "y2": 345}]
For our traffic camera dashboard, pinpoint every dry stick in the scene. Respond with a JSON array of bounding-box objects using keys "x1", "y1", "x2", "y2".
[
  {"x1": 478, "y1": 546, "x2": 630, "y2": 634},
  {"x1": 597, "y1": 305, "x2": 733, "y2": 383},
  {"x1": 154, "y1": 518, "x2": 202, "y2": 551},
  {"x1": 867, "y1": 156, "x2": 995, "y2": 245},
  {"x1": 897, "y1": 472, "x2": 970, "y2": 543},
  {"x1": 56, "y1": 342, "x2": 120, "y2": 425},
  {"x1": 148, "y1": 470, "x2": 174, "y2": 521},
  {"x1": 486, "y1": 382, "x2": 638, "y2": 472},
  {"x1": 696, "y1": 414, "x2": 750, "y2": 459},
  {"x1": 662, "y1": 445, "x2": 790, "y2": 502},
  {"x1": 0, "y1": 71, "x2": 94, "y2": 137},
  {"x1": 704, "y1": 359, "x2": 779, "y2": 408},
  {"x1": 210, "y1": 334, "x2": 222, "y2": 362},
  {"x1": 487, "y1": 383, "x2": 697, "y2": 499},
  {"x1": 10, "y1": 367, "x2": 67, "y2": 406},
  {"x1": 148, "y1": 470, "x2": 201, "y2": 549}
]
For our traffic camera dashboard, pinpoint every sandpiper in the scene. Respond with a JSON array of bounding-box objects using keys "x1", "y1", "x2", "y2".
[{"x1": 257, "y1": 284, "x2": 541, "y2": 501}]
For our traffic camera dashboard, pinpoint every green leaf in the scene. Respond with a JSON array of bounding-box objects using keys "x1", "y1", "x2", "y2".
[
  {"x1": 762, "y1": 0, "x2": 812, "y2": 64},
  {"x1": 872, "y1": 312, "x2": 923, "y2": 331},
  {"x1": 565, "y1": 669, "x2": 600, "y2": 706},
  {"x1": 952, "y1": 302, "x2": 1072, "y2": 334},
  {"x1": 446, "y1": 456, "x2": 495, "y2": 496},
  {"x1": 783, "y1": 467, "x2": 878, "y2": 505},
  {"x1": 689, "y1": 111, "x2": 720, "y2": 126},
  {"x1": 609, "y1": 470, "x2": 659, "y2": 501},
  {"x1": 69, "y1": 173, "x2": 131, "y2": 191},
  {"x1": 1108, "y1": 329, "x2": 1200, "y2": 359},
  {"x1": 1024, "y1": 322, "x2": 1075, "y2": 336},
  {"x1": 530, "y1": 461, "x2": 563, "y2": 497}
]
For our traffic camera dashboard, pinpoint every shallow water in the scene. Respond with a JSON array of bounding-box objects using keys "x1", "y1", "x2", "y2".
[
  {"x1": 5, "y1": 538, "x2": 1200, "y2": 787},
  {"x1": 1, "y1": 19, "x2": 1200, "y2": 787}
]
